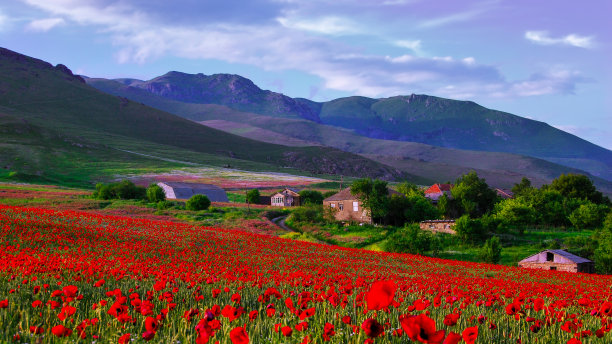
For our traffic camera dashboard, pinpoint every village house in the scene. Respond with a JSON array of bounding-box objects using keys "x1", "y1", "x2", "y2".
[
  {"x1": 270, "y1": 188, "x2": 301, "y2": 207},
  {"x1": 323, "y1": 187, "x2": 402, "y2": 223},
  {"x1": 424, "y1": 183, "x2": 453, "y2": 203},
  {"x1": 157, "y1": 182, "x2": 228, "y2": 202},
  {"x1": 518, "y1": 249, "x2": 594, "y2": 273},
  {"x1": 419, "y1": 220, "x2": 456, "y2": 234}
]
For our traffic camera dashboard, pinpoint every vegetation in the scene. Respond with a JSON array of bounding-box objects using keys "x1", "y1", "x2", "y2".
[
  {"x1": 385, "y1": 224, "x2": 433, "y2": 255},
  {"x1": 93, "y1": 180, "x2": 146, "y2": 200},
  {"x1": 245, "y1": 189, "x2": 260, "y2": 204},
  {"x1": 146, "y1": 184, "x2": 166, "y2": 203},
  {"x1": 350, "y1": 178, "x2": 389, "y2": 224},
  {"x1": 479, "y1": 236, "x2": 502, "y2": 264},
  {"x1": 185, "y1": 194, "x2": 211, "y2": 211},
  {"x1": 298, "y1": 190, "x2": 324, "y2": 205}
]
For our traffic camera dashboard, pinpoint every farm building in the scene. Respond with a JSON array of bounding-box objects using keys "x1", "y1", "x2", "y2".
[
  {"x1": 419, "y1": 220, "x2": 456, "y2": 234},
  {"x1": 424, "y1": 183, "x2": 453, "y2": 203},
  {"x1": 518, "y1": 249, "x2": 594, "y2": 273},
  {"x1": 323, "y1": 187, "x2": 402, "y2": 223},
  {"x1": 157, "y1": 182, "x2": 228, "y2": 202},
  {"x1": 270, "y1": 188, "x2": 301, "y2": 207}
]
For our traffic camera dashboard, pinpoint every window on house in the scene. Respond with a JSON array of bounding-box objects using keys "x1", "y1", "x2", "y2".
[
  {"x1": 339, "y1": 203, "x2": 344, "y2": 211},
  {"x1": 353, "y1": 202, "x2": 358, "y2": 212},
  {"x1": 546, "y1": 252, "x2": 554, "y2": 262},
  {"x1": 550, "y1": 266, "x2": 557, "y2": 271},
  {"x1": 330, "y1": 203, "x2": 335, "y2": 208}
]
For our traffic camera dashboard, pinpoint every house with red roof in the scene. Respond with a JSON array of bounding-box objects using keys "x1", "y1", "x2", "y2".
[{"x1": 424, "y1": 184, "x2": 453, "y2": 203}]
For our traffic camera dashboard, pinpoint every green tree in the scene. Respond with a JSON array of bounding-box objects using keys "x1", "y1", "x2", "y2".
[
  {"x1": 385, "y1": 224, "x2": 431, "y2": 255},
  {"x1": 246, "y1": 189, "x2": 260, "y2": 204},
  {"x1": 437, "y1": 194, "x2": 461, "y2": 219},
  {"x1": 146, "y1": 184, "x2": 166, "y2": 203},
  {"x1": 92, "y1": 180, "x2": 145, "y2": 200},
  {"x1": 322, "y1": 190, "x2": 337, "y2": 199},
  {"x1": 186, "y1": 194, "x2": 211, "y2": 211},
  {"x1": 479, "y1": 236, "x2": 502, "y2": 264},
  {"x1": 454, "y1": 215, "x2": 487, "y2": 244},
  {"x1": 549, "y1": 174, "x2": 608, "y2": 204},
  {"x1": 568, "y1": 202, "x2": 610, "y2": 229},
  {"x1": 511, "y1": 177, "x2": 533, "y2": 197},
  {"x1": 397, "y1": 182, "x2": 421, "y2": 197},
  {"x1": 299, "y1": 190, "x2": 324, "y2": 205},
  {"x1": 350, "y1": 178, "x2": 389, "y2": 224},
  {"x1": 594, "y1": 213, "x2": 612, "y2": 274},
  {"x1": 494, "y1": 198, "x2": 536, "y2": 229},
  {"x1": 451, "y1": 171, "x2": 497, "y2": 217}
]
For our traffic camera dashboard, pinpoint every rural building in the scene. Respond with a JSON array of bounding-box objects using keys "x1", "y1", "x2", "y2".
[
  {"x1": 157, "y1": 182, "x2": 228, "y2": 202},
  {"x1": 270, "y1": 188, "x2": 301, "y2": 207},
  {"x1": 419, "y1": 220, "x2": 456, "y2": 234},
  {"x1": 424, "y1": 184, "x2": 453, "y2": 203},
  {"x1": 495, "y1": 188, "x2": 514, "y2": 199},
  {"x1": 518, "y1": 249, "x2": 594, "y2": 273},
  {"x1": 323, "y1": 187, "x2": 402, "y2": 223}
]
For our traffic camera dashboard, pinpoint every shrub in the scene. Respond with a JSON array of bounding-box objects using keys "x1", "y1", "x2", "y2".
[
  {"x1": 479, "y1": 236, "x2": 502, "y2": 264},
  {"x1": 568, "y1": 202, "x2": 609, "y2": 229},
  {"x1": 385, "y1": 224, "x2": 431, "y2": 255},
  {"x1": 146, "y1": 184, "x2": 166, "y2": 203},
  {"x1": 299, "y1": 190, "x2": 324, "y2": 205},
  {"x1": 454, "y1": 215, "x2": 487, "y2": 245},
  {"x1": 289, "y1": 205, "x2": 323, "y2": 223},
  {"x1": 246, "y1": 189, "x2": 260, "y2": 204},
  {"x1": 186, "y1": 194, "x2": 211, "y2": 211},
  {"x1": 93, "y1": 180, "x2": 146, "y2": 200}
]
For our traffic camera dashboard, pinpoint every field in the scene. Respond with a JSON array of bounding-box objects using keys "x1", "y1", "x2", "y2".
[{"x1": 0, "y1": 200, "x2": 611, "y2": 343}]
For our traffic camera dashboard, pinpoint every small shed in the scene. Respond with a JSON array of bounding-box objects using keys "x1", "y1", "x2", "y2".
[
  {"x1": 518, "y1": 249, "x2": 594, "y2": 273},
  {"x1": 419, "y1": 220, "x2": 456, "y2": 234},
  {"x1": 157, "y1": 182, "x2": 228, "y2": 202},
  {"x1": 270, "y1": 188, "x2": 301, "y2": 207}
]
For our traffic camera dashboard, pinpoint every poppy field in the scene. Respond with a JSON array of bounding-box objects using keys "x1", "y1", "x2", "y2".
[{"x1": 0, "y1": 204, "x2": 611, "y2": 343}]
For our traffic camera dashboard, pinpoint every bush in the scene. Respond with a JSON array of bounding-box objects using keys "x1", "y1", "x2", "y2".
[
  {"x1": 186, "y1": 194, "x2": 211, "y2": 211},
  {"x1": 289, "y1": 205, "x2": 323, "y2": 223},
  {"x1": 246, "y1": 189, "x2": 260, "y2": 204},
  {"x1": 93, "y1": 180, "x2": 146, "y2": 200},
  {"x1": 299, "y1": 190, "x2": 324, "y2": 205},
  {"x1": 454, "y1": 215, "x2": 487, "y2": 245},
  {"x1": 146, "y1": 184, "x2": 166, "y2": 203},
  {"x1": 594, "y1": 213, "x2": 612, "y2": 274},
  {"x1": 479, "y1": 236, "x2": 502, "y2": 264},
  {"x1": 385, "y1": 224, "x2": 432, "y2": 255},
  {"x1": 568, "y1": 202, "x2": 609, "y2": 229}
]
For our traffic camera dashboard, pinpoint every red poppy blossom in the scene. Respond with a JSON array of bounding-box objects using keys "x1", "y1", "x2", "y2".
[
  {"x1": 118, "y1": 333, "x2": 131, "y2": 344},
  {"x1": 366, "y1": 280, "x2": 397, "y2": 310},
  {"x1": 230, "y1": 326, "x2": 249, "y2": 344},
  {"x1": 400, "y1": 314, "x2": 446, "y2": 344},
  {"x1": 361, "y1": 318, "x2": 384, "y2": 338},
  {"x1": 443, "y1": 332, "x2": 461, "y2": 344},
  {"x1": 281, "y1": 326, "x2": 293, "y2": 337},
  {"x1": 52, "y1": 325, "x2": 72, "y2": 337},
  {"x1": 145, "y1": 317, "x2": 159, "y2": 332},
  {"x1": 462, "y1": 326, "x2": 478, "y2": 344}
]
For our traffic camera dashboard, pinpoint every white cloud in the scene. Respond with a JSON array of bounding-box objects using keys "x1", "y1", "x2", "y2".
[
  {"x1": 277, "y1": 15, "x2": 359, "y2": 35},
  {"x1": 25, "y1": 17, "x2": 65, "y2": 32},
  {"x1": 0, "y1": 10, "x2": 11, "y2": 32},
  {"x1": 394, "y1": 39, "x2": 422, "y2": 53},
  {"x1": 525, "y1": 31, "x2": 595, "y2": 49}
]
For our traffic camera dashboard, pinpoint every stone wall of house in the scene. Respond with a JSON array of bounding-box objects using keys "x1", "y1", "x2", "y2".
[
  {"x1": 419, "y1": 221, "x2": 456, "y2": 234},
  {"x1": 518, "y1": 262, "x2": 579, "y2": 273},
  {"x1": 323, "y1": 200, "x2": 370, "y2": 223}
]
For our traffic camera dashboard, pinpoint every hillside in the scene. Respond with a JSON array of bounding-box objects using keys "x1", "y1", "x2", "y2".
[
  {"x1": 0, "y1": 47, "x2": 406, "y2": 186},
  {"x1": 100, "y1": 71, "x2": 612, "y2": 181},
  {"x1": 86, "y1": 77, "x2": 612, "y2": 193}
]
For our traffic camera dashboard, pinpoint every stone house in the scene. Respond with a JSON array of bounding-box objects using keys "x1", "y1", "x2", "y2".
[
  {"x1": 424, "y1": 184, "x2": 453, "y2": 203},
  {"x1": 157, "y1": 182, "x2": 228, "y2": 202},
  {"x1": 419, "y1": 220, "x2": 456, "y2": 234},
  {"x1": 323, "y1": 187, "x2": 402, "y2": 223},
  {"x1": 270, "y1": 188, "x2": 301, "y2": 207},
  {"x1": 518, "y1": 249, "x2": 594, "y2": 273}
]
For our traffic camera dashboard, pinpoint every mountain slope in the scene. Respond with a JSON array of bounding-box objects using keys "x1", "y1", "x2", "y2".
[
  {"x1": 85, "y1": 77, "x2": 612, "y2": 194},
  {"x1": 0, "y1": 47, "x2": 406, "y2": 185},
  {"x1": 102, "y1": 71, "x2": 612, "y2": 181}
]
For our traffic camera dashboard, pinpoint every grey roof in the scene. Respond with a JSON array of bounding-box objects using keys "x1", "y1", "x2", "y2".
[
  {"x1": 158, "y1": 182, "x2": 228, "y2": 202},
  {"x1": 520, "y1": 249, "x2": 593, "y2": 264}
]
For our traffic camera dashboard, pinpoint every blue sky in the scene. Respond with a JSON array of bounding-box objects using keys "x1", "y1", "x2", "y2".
[{"x1": 1, "y1": 0, "x2": 610, "y2": 149}]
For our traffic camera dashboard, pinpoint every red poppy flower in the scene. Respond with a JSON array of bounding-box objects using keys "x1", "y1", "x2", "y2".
[
  {"x1": 52, "y1": 325, "x2": 72, "y2": 337},
  {"x1": 462, "y1": 326, "x2": 478, "y2": 344},
  {"x1": 443, "y1": 332, "x2": 461, "y2": 344},
  {"x1": 366, "y1": 280, "x2": 397, "y2": 310},
  {"x1": 281, "y1": 326, "x2": 293, "y2": 337},
  {"x1": 0, "y1": 300, "x2": 8, "y2": 308},
  {"x1": 567, "y1": 339, "x2": 582, "y2": 344},
  {"x1": 361, "y1": 318, "x2": 384, "y2": 338},
  {"x1": 600, "y1": 302, "x2": 612, "y2": 317},
  {"x1": 142, "y1": 331, "x2": 155, "y2": 341},
  {"x1": 118, "y1": 333, "x2": 131, "y2": 344},
  {"x1": 400, "y1": 314, "x2": 446, "y2": 344},
  {"x1": 295, "y1": 322, "x2": 309, "y2": 331},
  {"x1": 230, "y1": 326, "x2": 249, "y2": 344},
  {"x1": 342, "y1": 315, "x2": 352, "y2": 324},
  {"x1": 145, "y1": 316, "x2": 159, "y2": 332},
  {"x1": 444, "y1": 313, "x2": 460, "y2": 326},
  {"x1": 62, "y1": 285, "x2": 78, "y2": 297}
]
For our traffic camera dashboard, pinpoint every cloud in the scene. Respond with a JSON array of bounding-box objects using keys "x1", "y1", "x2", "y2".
[
  {"x1": 525, "y1": 31, "x2": 595, "y2": 48},
  {"x1": 417, "y1": 8, "x2": 484, "y2": 29},
  {"x1": 20, "y1": 0, "x2": 589, "y2": 101},
  {"x1": 25, "y1": 17, "x2": 65, "y2": 32},
  {"x1": 394, "y1": 40, "x2": 422, "y2": 53},
  {"x1": 0, "y1": 10, "x2": 11, "y2": 32}
]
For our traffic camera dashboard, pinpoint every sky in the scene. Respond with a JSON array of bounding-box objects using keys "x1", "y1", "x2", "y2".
[{"x1": 1, "y1": 0, "x2": 610, "y2": 149}]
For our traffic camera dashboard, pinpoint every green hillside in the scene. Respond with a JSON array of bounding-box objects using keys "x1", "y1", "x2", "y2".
[
  {"x1": 0, "y1": 48, "x2": 405, "y2": 186},
  {"x1": 96, "y1": 71, "x2": 612, "y2": 182},
  {"x1": 85, "y1": 77, "x2": 612, "y2": 194}
]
